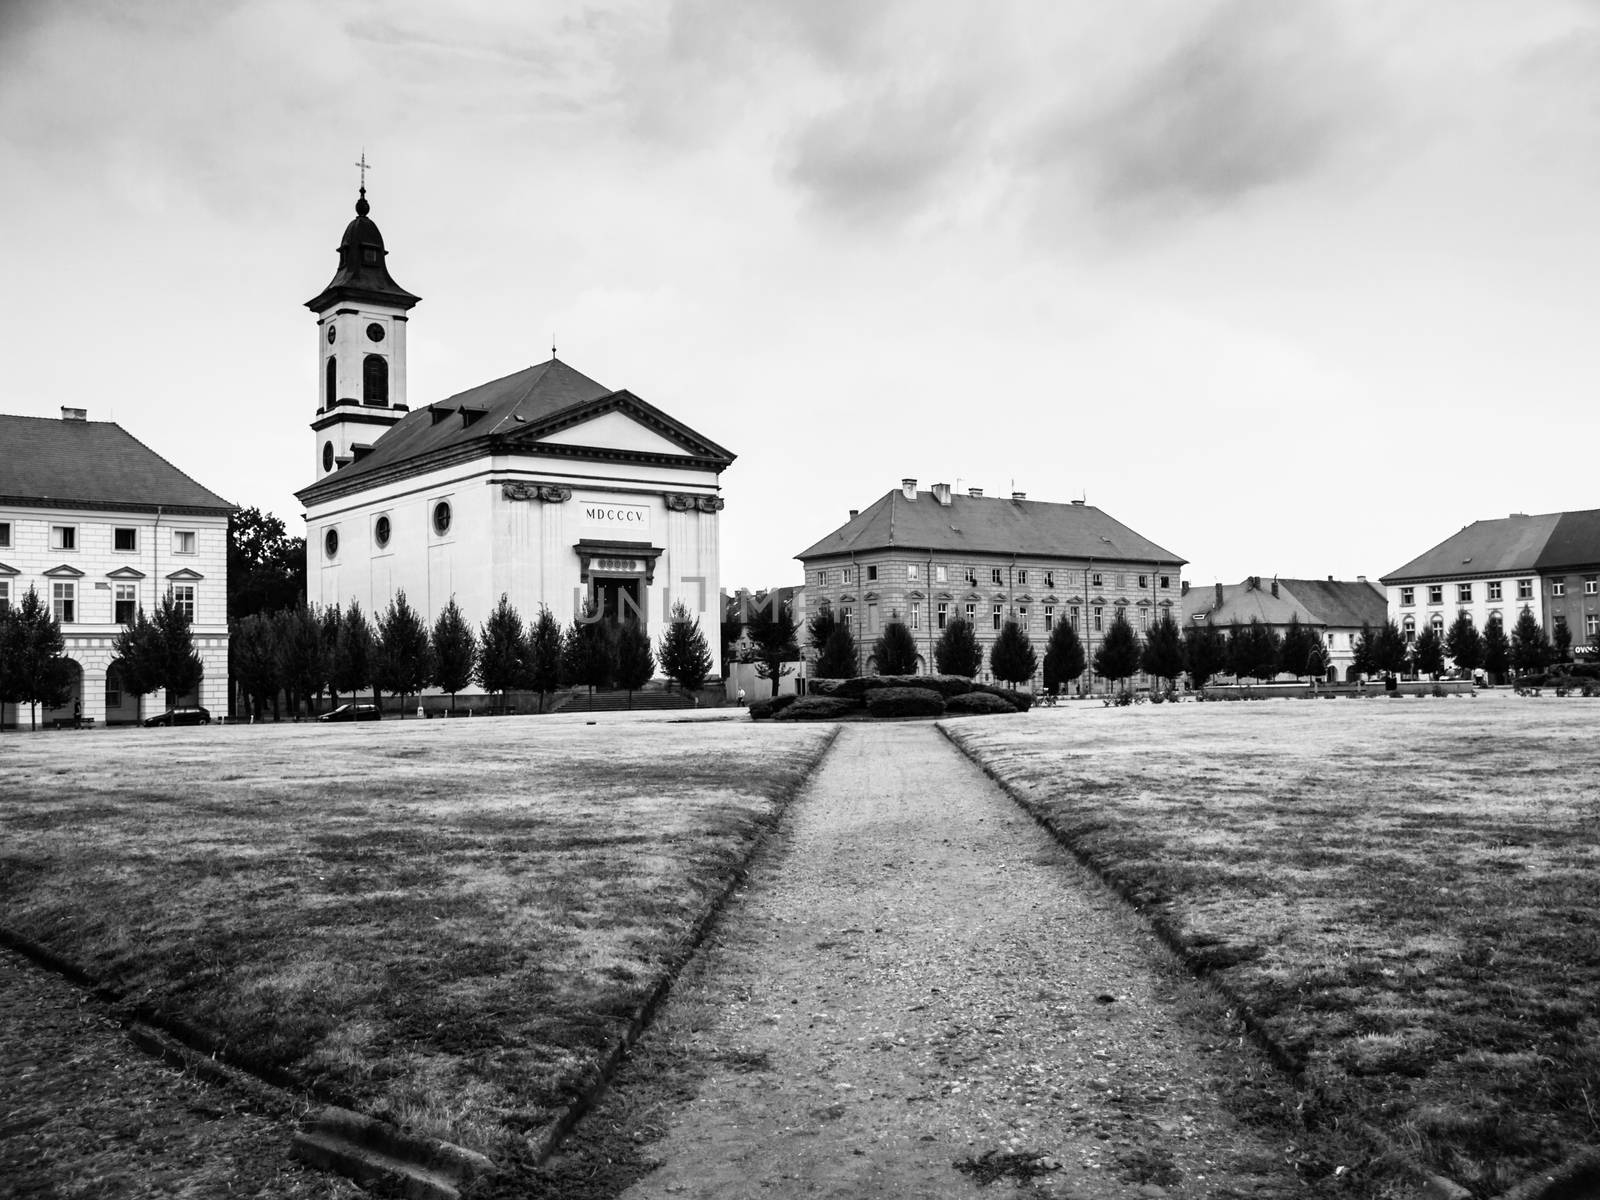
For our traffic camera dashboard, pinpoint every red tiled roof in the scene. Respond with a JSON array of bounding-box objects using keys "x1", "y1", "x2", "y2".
[
  {"x1": 0, "y1": 415, "x2": 232, "y2": 513},
  {"x1": 797, "y1": 490, "x2": 1184, "y2": 565}
]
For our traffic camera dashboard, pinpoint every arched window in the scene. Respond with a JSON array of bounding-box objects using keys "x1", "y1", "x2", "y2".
[
  {"x1": 1430, "y1": 614, "x2": 1445, "y2": 635},
  {"x1": 1402, "y1": 616, "x2": 1416, "y2": 643},
  {"x1": 363, "y1": 355, "x2": 388, "y2": 405},
  {"x1": 325, "y1": 355, "x2": 337, "y2": 408}
]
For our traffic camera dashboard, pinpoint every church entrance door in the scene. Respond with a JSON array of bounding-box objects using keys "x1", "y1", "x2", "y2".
[{"x1": 593, "y1": 577, "x2": 645, "y2": 627}]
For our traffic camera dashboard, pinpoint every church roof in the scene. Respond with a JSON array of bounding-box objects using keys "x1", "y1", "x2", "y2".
[
  {"x1": 0, "y1": 414, "x2": 233, "y2": 514},
  {"x1": 297, "y1": 357, "x2": 735, "y2": 503},
  {"x1": 304, "y1": 188, "x2": 421, "y2": 313},
  {"x1": 797, "y1": 488, "x2": 1184, "y2": 565}
]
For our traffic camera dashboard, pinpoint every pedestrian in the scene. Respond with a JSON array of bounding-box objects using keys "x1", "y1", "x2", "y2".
[
  {"x1": 737, "y1": 686, "x2": 746, "y2": 706},
  {"x1": 73, "y1": 699, "x2": 81, "y2": 730}
]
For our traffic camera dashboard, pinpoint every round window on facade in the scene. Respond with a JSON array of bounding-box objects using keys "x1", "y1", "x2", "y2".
[
  {"x1": 432, "y1": 500, "x2": 452, "y2": 536},
  {"x1": 322, "y1": 441, "x2": 334, "y2": 471},
  {"x1": 374, "y1": 514, "x2": 391, "y2": 548},
  {"x1": 324, "y1": 528, "x2": 339, "y2": 558},
  {"x1": 366, "y1": 322, "x2": 386, "y2": 343}
]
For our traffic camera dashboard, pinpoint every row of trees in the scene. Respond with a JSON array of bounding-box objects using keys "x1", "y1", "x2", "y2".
[{"x1": 230, "y1": 594, "x2": 716, "y2": 719}]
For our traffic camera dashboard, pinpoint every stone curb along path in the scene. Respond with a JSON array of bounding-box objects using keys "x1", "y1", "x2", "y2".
[{"x1": 605, "y1": 722, "x2": 1304, "y2": 1199}]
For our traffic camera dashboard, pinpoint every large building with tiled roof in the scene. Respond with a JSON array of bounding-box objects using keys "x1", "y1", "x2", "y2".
[
  {"x1": 1382, "y1": 510, "x2": 1600, "y2": 655},
  {"x1": 1181, "y1": 575, "x2": 1387, "y2": 682},
  {"x1": 294, "y1": 188, "x2": 734, "y2": 671},
  {"x1": 0, "y1": 409, "x2": 233, "y2": 726},
  {"x1": 796, "y1": 479, "x2": 1185, "y2": 690}
]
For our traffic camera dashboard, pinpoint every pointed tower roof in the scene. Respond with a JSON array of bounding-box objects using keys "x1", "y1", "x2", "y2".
[{"x1": 304, "y1": 187, "x2": 421, "y2": 313}]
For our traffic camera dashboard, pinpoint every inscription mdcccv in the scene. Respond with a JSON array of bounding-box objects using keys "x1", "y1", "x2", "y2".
[{"x1": 582, "y1": 503, "x2": 649, "y2": 526}]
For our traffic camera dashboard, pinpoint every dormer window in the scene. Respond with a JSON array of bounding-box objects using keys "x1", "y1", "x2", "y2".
[
  {"x1": 362, "y1": 247, "x2": 379, "y2": 265},
  {"x1": 363, "y1": 355, "x2": 388, "y2": 405}
]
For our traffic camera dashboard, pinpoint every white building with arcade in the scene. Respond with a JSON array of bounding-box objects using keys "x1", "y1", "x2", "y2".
[
  {"x1": 0, "y1": 409, "x2": 233, "y2": 726},
  {"x1": 295, "y1": 188, "x2": 734, "y2": 673}
]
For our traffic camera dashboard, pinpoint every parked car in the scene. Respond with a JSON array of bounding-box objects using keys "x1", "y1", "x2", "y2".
[
  {"x1": 318, "y1": 703, "x2": 382, "y2": 722},
  {"x1": 143, "y1": 706, "x2": 211, "y2": 727}
]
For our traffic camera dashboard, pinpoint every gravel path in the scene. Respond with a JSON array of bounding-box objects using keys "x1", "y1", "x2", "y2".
[{"x1": 613, "y1": 723, "x2": 1302, "y2": 1199}]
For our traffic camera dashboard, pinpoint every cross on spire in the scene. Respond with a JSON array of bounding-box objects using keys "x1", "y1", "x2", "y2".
[{"x1": 355, "y1": 150, "x2": 371, "y2": 190}]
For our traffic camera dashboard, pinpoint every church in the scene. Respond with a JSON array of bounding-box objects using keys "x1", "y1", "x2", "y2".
[{"x1": 294, "y1": 186, "x2": 734, "y2": 677}]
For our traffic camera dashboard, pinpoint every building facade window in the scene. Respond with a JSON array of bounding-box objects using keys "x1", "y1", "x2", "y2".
[
  {"x1": 910, "y1": 601, "x2": 921, "y2": 630},
  {"x1": 0, "y1": 520, "x2": 10, "y2": 548},
  {"x1": 0, "y1": 579, "x2": 9, "y2": 612},
  {"x1": 1552, "y1": 580, "x2": 1565, "y2": 597},
  {"x1": 105, "y1": 668, "x2": 121, "y2": 710},
  {"x1": 965, "y1": 602, "x2": 976, "y2": 625},
  {"x1": 432, "y1": 501, "x2": 452, "y2": 536},
  {"x1": 1488, "y1": 581, "x2": 1502, "y2": 601},
  {"x1": 864, "y1": 564, "x2": 877, "y2": 582},
  {"x1": 964, "y1": 567, "x2": 977, "y2": 585},
  {"x1": 114, "y1": 583, "x2": 136, "y2": 624},
  {"x1": 1044, "y1": 604, "x2": 1054, "y2": 630},
  {"x1": 326, "y1": 355, "x2": 337, "y2": 407},
  {"x1": 1589, "y1": 614, "x2": 1599, "y2": 640},
  {"x1": 937, "y1": 602, "x2": 948, "y2": 629},
  {"x1": 1138, "y1": 574, "x2": 1149, "y2": 589},
  {"x1": 324, "y1": 528, "x2": 339, "y2": 558},
  {"x1": 1017, "y1": 569, "x2": 1028, "y2": 585},
  {"x1": 935, "y1": 565, "x2": 947, "y2": 583},
  {"x1": 173, "y1": 584, "x2": 196, "y2": 621},
  {"x1": 1070, "y1": 605, "x2": 1080, "y2": 630},
  {"x1": 51, "y1": 525, "x2": 77, "y2": 551},
  {"x1": 1091, "y1": 572, "x2": 1103, "y2": 588},
  {"x1": 1586, "y1": 576, "x2": 1598, "y2": 595},
  {"x1": 1044, "y1": 570, "x2": 1055, "y2": 588},
  {"x1": 1402, "y1": 616, "x2": 1416, "y2": 642},
  {"x1": 990, "y1": 567, "x2": 1003, "y2": 585},
  {"x1": 1160, "y1": 575, "x2": 1171, "y2": 589},
  {"x1": 841, "y1": 606, "x2": 853, "y2": 625},
  {"x1": 1457, "y1": 583, "x2": 1473, "y2": 603},
  {"x1": 1517, "y1": 578, "x2": 1533, "y2": 600},
  {"x1": 52, "y1": 581, "x2": 75, "y2": 623},
  {"x1": 1400, "y1": 587, "x2": 1415, "y2": 606},
  {"x1": 907, "y1": 564, "x2": 919, "y2": 581},
  {"x1": 1427, "y1": 585, "x2": 1443, "y2": 605},
  {"x1": 867, "y1": 603, "x2": 879, "y2": 633},
  {"x1": 374, "y1": 515, "x2": 391, "y2": 548},
  {"x1": 842, "y1": 566, "x2": 855, "y2": 584},
  {"x1": 363, "y1": 355, "x2": 389, "y2": 404},
  {"x1": 992, "y1": 603, "x2": 1003, "y2": 630},
  {"x1": 114, "y1": 528, "x2": 138, "y2": 552},
  {"x1": 173, "y1": 530, "x2": 196, "y2": 555},
  {"x1": 1017, "y1": 605, "x2": 1028, "y2": 627},
  {"x1": 1093, "y1": 606, "x2": 1103, "y2": 632},
  {"x1": 1431, "y1": 613, "x2": 1444, "y2": 635}
]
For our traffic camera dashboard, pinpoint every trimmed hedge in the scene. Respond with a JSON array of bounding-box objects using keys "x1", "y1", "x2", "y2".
[
  {"x1": 970, "y1": 683, "x2": 1035, "y2": 712},
  {"x1": 809, "y1": 673, "x2": 973, "y2": 699},
  {"x1": 747, "y1": 694, "x2": 798, "y2": 721},
  {"x1": 772, "y1": 696, "x2": 859, "y2": 721},
  {"x1": 945, "y1": 691, "x2": 1018, "y2": 716},
  {"x1": 864, "y1": 687, "x2": 946, "y2": 718}
]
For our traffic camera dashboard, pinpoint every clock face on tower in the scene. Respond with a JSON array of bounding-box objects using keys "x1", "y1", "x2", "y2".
[{"x1": 326, "y1": 326, "x2": 336, "y2": 344}]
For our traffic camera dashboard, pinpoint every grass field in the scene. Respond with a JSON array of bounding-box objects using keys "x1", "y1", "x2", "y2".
[
  {"x1": 945, "y1": 695, "x2": 1600, "y2": 1197},
  {"x1": 0, "y1": 714, "x2": 833, "y2": 1167}
]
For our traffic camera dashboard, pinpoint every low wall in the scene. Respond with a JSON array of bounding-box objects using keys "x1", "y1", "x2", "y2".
[{"x1": 1200, "y1": 680, "x2": 1476, "y2": 700}]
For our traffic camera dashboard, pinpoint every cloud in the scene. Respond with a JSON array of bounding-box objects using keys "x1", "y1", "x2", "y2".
[{"x1": 1028, "y1": 0, "x2": 1380, "y2": 220}]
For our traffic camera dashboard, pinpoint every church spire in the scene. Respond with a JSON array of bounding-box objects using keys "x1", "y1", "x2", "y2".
[{"x1": 304, "y1": 177, "x2": 420, "y2": 314}]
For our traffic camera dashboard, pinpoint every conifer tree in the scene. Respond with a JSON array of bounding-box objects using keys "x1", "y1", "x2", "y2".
[
  {"x1": 330, "y1": 599, "x2": 376, "y2": 706},
  {"x1": 275, "y1": 604, "x2": 325, "y2": 718},
  {"x1": 4, "y1": 586, "x2": 72, "y2": 730},
  {"x1": 1444, "y1": 612, "x2": 1483, "y2": 678},
  {"x1": 1140, "y1": 611, "x2": 1185, "y2": 689},
  {"x1": 1412, "y1": 624, "x2": 1447, "y2": 679},
  {"x1": 1182, "y1": 623, "x2": 1228, "y2": 690},
  {"x1": 807, "y1": 607, "x2": 838, "y2": 654},
  {"x1": 872, "y1": 620, "x2": 920, "y2": 675},
  {"x1": 1043, "y1": 618, "x2": 1086, "y2": 695},
  {"x1": 1553, "y1": 619, "x2": 1573, "y2": 664},
  {"x1": 745, "y1": 596, "x2": 799, "y2": 697},
  {"x1": 430, "y1": 596, "x2": 477, "y2": 712},
  {"x1": 1511, "y1": 608, "x2": 1552, "y2": 675},
  {"x1": 318, "y1": 603, "x2": 344, "y2": 708},
  {"x1": 1373, "y1": 619, "x2": 1410, "y2": 679},
  {"x1": 1093, "y1": 610, "x2": 1143, "y2": 693},
  {"x1": 152, "y1": 588, "x2": 205, "y2": 704},
  {"x1": 527, "y1": 605, "x2": 565, "y2": 710},
  {"x1": 1351, "y1": 621, "x2": 1378, "y2": 680},
  {"x1": 658, "y1": 601, "x2": 713, "y2": 694},
  {"x1": 373, "y1": 590, "x2": 434, "y2": 715},
  {"x1": 476, "y1": 594, "x2": 528, "y2": 702},
  {"x1": 814, "y1": 623, "x2": 860, "y2": 679},
  {"x1": 614, "y1": 621, "x2": 656, "y2": 707},
  {"x1": 989, "y1": 619, "x2": 1037, "y2": 689},
  {"x1": 1278, "y1": 614, "x2": 1315, "y2": 680},
  {"x1": 562, "y1": 605, "x2": 617, "y2": 696},
  {"x1": 1483, "y1": 619, "x2": 1512, "y2": 683},
  {"x1": 933, "y1": 616, "x2": 982, "y2": 677},
  {"x1": 231, "y1": 613, "x2": 279, "y2": 721}
]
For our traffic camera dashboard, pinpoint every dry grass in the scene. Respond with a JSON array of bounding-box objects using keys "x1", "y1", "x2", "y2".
[
  {"x1": 0, "y1": 714, "x2": 833, "y2": 1164},
  {"x1": 945, "y1": 695, "x2": 1600, "y2": 1197}
]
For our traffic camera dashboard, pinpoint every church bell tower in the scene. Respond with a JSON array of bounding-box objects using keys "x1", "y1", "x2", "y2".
[{"x1": 306, "y1": 164, "x2": 421, "y2": 480}]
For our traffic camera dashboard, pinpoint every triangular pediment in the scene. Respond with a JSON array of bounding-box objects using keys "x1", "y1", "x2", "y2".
[
  {"x1": 166, "y1": 567, "x2": 205, "y2": 581},
  {"x1": 44, "y1": 564, "x2": 84, "y2": 577},
  {"x1": 516, "y1": 391, "x2": 734, "y2": 463},
  {"x1": 106, "y1": 566, "x2": 147, "y2": 580},
  {"x1": 0, "y1": 560, "x2": 17, "y2": 576}
]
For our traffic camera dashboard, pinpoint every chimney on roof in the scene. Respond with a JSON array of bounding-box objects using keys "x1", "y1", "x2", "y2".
[
  {"x1": 1011, "y1": 491, "x2": 1026, "y2": 501},
  {"x1": 1215, "y1": 582, "x2": 1223, "y2": 606},
  {"x1": 1328, "y1": 575, "x2": 1334, "y2": 582},
  {"x1": 60, "y1": 407, "x2": 86, "y2": 421},
  {"x1": 931, "y1": 482, "x2": 952, "y2": 506},
  {"x1": 1271, "y1": 579, "x2": 1279, "y2": 598},
  {"x1": 1182, "y1": 581, "x2": 1190, "y2": 596},
  {"x1": 1357, "y1": 575, "x2": 1367, "y2": 582},
  {"x1": 968, "y1": 487, "x2": 983, "y2": 498},
  {"x1": 848, "y1": 509, "x2": 859, "y2": 520},
  {"x1": 1070, "y1": 498, "x2": 1086, "y2": 506},
  {"x1": 901, "y1": 477, "x2": 917, "y2": 500}
]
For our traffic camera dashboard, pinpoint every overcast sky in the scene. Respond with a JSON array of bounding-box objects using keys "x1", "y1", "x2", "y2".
[{"x1": 4, "y1": 0, "x2": 1598, "y2": 593}]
